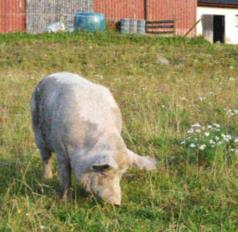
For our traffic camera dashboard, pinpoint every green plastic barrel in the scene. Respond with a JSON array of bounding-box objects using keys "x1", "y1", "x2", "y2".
[{"x1": 74, "y1": 12, "x2": 106, "y2": 32}]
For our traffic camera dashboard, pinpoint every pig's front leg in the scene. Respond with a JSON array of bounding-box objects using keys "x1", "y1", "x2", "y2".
[{"x1": 56, "y1": 155, "x2": 72, "y2": 201}]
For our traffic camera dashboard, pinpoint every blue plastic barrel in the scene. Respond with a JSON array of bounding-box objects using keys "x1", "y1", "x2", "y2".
[{"x1": 74, "y1": 12, "x2": 106, "y2": 32}]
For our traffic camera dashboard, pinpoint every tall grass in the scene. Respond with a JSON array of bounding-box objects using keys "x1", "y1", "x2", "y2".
[{"x1": 0, "y1": 31, "x2": 238, "y2": 231}]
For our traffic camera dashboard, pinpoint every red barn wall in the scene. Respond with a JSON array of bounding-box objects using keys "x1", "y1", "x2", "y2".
[
  {"x1": 94, "y1": 0, "x2": 145, "y2": 21},
  {"x1": 147, "y1": 0, "x2": 197, "y2": 36},
  {"x1": 94, "y1": 0, "x2": 197, "y2": 36},
  {"x1": 0, "y1": 0, "x2": 25, "y2": 33}
]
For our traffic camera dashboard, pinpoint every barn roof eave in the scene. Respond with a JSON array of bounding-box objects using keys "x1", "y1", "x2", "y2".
[{"x1": 198, "y1": 0, "x2": 238, "y2": 8}]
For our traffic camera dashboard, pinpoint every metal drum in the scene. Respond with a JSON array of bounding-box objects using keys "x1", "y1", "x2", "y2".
[
  {"x1": 137, "y1": 19, "x2": 145, "y2": 34},
  {"x1": 129, "y1": 19, "x2": 137, "y2": 34},
  {"x1": 120, "y1": 18, "x2": 130, "y2": 34}
]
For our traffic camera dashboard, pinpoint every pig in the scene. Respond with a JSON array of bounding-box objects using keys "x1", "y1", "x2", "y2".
[{"x1": 31, "y1": 72, "x2": 156, "y2": 205}]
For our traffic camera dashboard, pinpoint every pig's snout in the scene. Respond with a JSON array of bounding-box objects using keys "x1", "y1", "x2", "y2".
[{"x1": 106, "y1": 196, "x2": 121, "y2": 206}]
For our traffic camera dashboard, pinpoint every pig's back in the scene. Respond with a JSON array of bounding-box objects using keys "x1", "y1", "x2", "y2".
[{"x1": 31, "y1": 72, "x2": 122, "y2": 153}]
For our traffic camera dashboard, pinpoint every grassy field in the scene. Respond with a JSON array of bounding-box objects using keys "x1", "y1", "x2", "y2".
[{"x1": 1, "y1": 32, "x2": 238, "y2": 231}]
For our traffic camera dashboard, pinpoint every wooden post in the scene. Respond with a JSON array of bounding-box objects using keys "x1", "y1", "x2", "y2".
[
  {"x1": 144, "y1": 0, "x2": 147, "y2": 20},
  {"x1": 183, "y1": 18, "x2": 202, "y2": 38}
]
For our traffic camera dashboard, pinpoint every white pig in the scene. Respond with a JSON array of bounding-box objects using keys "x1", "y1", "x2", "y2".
[{"x1": 31, "y1": 72, "x2": 156, "y2": 205}]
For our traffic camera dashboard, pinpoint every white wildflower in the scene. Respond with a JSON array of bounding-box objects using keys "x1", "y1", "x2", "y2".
[
  {"x1": 198, "y1": 96, "x2": 205, "y2": 101},
  {"x1": 187, "y1": 129, "x2": 194, "y2": 134},
  {"x1": 227, "y1": 109, "x2": 234, "y2": 116},
  {"x1": 190, "y1": 143, "x2": 196, "y2": 148},
  {"x1": 199, "y1": 144, "x2": 206, "y2": 151},
  {"x1": 209, "y1": 139, "x2": 215, "y2": 144},
  {"x1": 205, "y1": 132, "x2": 210, "y2": 137},
  {"x1": 180, "y1": 141, "x2": 185, "y2": 145},
  {"x1": 207, "y1": 125, "x2": 213, "y2": 129},
  {"x1": 226, "y1": 109, "x2": 238, "y2": 117},
  {"x1": 223, "y1": 134, "x2": 232, "y2": 142},
  {"x1": 227, "y1": 135, "x2": 232, "y2": 140},
  {"x1": 192, "y1": 123, "x2": 201, "y2": 128},
  {"x1": 213, "y1": 123, "x2": 220, "y2": 128}
]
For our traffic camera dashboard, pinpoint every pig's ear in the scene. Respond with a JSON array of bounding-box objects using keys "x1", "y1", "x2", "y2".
[
  {"x1": 92, "y1": 155, "x2": 118, "y2": 172},
  {"x1": 127, "y1": 149, "x2": 157, "y2": 171}
]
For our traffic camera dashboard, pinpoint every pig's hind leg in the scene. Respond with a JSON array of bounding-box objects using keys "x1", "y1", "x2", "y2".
[
  {"x1": 33, "y1": 126, "x2": 53, "y2": 179},
  {"x1": 56, "y1": 154, "x2": 72, "y2": 201},
  {"x1": 31, "y1": 91, "x2": 53, "y2": 179},
  {"x1": 34, "y1": 128, "x2": 53, "y2": 179}
]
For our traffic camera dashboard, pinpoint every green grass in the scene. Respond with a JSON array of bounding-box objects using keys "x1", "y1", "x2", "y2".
[{"x1": 1, "y1": 31, "x2": 238, "y2": 231}]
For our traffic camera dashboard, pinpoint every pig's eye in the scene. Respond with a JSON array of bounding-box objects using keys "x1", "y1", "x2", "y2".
[{"x1": 92, "y1": 164, "x2": 111, "y2": 172}]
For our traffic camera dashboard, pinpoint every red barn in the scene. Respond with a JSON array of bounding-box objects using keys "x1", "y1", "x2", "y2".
[
  {"x1": 94, "y1": 0, "x2": 197, "y2": 36},
  {"x1": 0, "y1": 0, "x2": 197, "y2": 36}
]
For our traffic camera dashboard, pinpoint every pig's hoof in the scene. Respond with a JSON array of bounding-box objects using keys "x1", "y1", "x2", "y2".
[
  {"x1": 43, "y1": 173, "x2": 53, "y2": 180},
  {"x1": 43, "y1": 169, "x2": 53, "y2": 179},
  {"x1": 60, "y1": 189, "x2": 73, "y2": 202}
]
